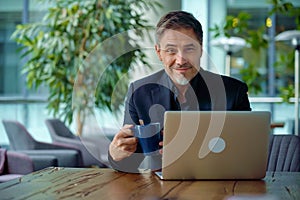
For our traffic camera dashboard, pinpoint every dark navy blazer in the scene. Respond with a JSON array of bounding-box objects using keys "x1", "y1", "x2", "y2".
[{"x1": 109, "y1": 68, "x2": 251, "y2": 172}]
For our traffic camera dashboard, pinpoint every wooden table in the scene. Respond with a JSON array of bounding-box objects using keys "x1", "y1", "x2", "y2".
[{"x1": 0, "y1": 167, "x2": 299, "y2": 200}]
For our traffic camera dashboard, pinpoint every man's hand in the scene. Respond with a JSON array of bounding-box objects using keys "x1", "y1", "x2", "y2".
[{"x1": 109, "y1": 124, "x2": 138, "y2": 161}]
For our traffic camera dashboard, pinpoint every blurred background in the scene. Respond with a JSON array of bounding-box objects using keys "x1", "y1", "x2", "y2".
[{"x1": 0, "y1": 0, "x2": 299, "y2": 148}]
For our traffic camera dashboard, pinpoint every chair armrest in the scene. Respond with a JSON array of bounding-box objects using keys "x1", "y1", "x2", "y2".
[
  {"x1": 29, "y1": 155, "x2": 58, "y2": 171},
  {"x1": 6, "y1": 151, "x2": 34, "y2": 174},
  {"x1": 18, "y1": 150, "x2": 83, "y2": 167},
  {"x1": 51, "y1": 136, "x2": 109, "y2": 167},
  {"x1": 34, "y1": 141, "x2": 80, "y2": 151},
  {"x1": 52, "y1": 135, "x2": 91, "y2": 146}
]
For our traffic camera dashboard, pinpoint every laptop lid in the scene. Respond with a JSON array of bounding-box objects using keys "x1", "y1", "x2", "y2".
[{"x1": 158, "y1": 111, "x2": 270, "y2": 180}]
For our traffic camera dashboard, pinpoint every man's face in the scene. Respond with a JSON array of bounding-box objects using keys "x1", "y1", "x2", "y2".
[{"x1": 155, "y1": 28, "x2": 202, "y2": 86}]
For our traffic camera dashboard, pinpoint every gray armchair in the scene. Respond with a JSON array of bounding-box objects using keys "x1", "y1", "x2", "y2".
[
  {"x1": 0, "y1": 148, "x2": 33, "y2": 183},
  {"x1": 45, "y1": 118, "x2": 110, "y2": 167},
  {"x1": 267, "y1": 134, "x2": 300, "y2": 172},
  {"x1": 2, "y1": 120, "x2": 83, "y2": 167}
]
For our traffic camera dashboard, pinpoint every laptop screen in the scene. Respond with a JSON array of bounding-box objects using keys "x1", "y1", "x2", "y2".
[{"x1": 159, "y1": 111, "x2": 270, "y2": 180}]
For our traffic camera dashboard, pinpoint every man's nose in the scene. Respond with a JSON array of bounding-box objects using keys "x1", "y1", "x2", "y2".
[{"x1": 175, "y1": 52, "x2": 187, "y2": 65}]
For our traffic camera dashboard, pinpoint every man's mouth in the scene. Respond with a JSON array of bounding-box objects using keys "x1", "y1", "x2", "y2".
[{"x1": 172, "y1": 65, "x2": 193, "y2": 71}]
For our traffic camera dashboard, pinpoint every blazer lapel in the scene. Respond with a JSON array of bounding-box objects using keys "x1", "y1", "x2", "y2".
[
  {"x1": 151, "y1": 72, "x2": 173, "y2": 110},
  {"x1": 148, "y1": 73, "x2": 173, "y2": 125},
  {"x1": 151, "y1": 86, "x2": 172, "y2": 110}
]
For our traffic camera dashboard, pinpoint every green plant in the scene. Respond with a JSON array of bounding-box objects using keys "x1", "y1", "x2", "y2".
[
  {"x1": 268, "y1": 0, "x2": 300, "y2": 29},
  {"x1": 11, "y1": 0, "x2": 161, "y2": 135},
  {"x1": 210, "y1": 11, "x2": 268, "y2": 95},
  {"x1": 210, "y1": 0, "x2": 299, "y2": 97},
  {"x1": 269, "y1": 0, "x2": 300, "y2": 102},
  {"x1": 210, "y1": 12, "x2": 252, "y2": 39}
]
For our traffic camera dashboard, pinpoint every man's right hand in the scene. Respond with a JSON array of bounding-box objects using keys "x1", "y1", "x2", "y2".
[{"x1": 109, "y1": 124, "x2": 138, "y2": 161}]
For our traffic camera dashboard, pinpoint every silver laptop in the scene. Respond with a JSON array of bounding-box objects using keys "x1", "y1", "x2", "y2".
[{"x1": 156, "y1": 111, "x2": 271, "y2": 180}]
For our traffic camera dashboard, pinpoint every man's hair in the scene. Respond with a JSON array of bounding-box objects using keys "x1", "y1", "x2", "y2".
[{"x1": 155, "y1": 10, "x2": 203, "y2": 45}]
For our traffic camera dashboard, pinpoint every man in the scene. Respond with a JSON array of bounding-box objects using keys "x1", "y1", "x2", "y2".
[{"x1": 108, "y1": 11, "x2": 251, "y2": 173}]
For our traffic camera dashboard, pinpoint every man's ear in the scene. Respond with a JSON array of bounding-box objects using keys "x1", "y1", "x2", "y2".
[
  {"x1": 199, "y1": 43, "x2": 203, "y2": 58},
  {"x1": 155, "y1": 44, "x2": 162, "y2": 61}
]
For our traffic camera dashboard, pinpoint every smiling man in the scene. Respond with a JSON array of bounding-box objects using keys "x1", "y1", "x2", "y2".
[{"x1": 108, "y1": 11, "x2": 251, "y2": 173}]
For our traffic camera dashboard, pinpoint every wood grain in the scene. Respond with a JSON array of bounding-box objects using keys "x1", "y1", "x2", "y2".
[{"x1": 0, "y1": 167, "x2": 299, "y2": 200}]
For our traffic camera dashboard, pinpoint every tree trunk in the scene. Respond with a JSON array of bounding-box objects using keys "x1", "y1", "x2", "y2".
[{"x1": 76, "y1": 110, "x2": 85, "y2": 136}]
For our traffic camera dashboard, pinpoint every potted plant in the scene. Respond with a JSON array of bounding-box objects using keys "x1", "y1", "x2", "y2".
[{"x1": 11, "y1": 0, "x2": 161, "y2": 135}]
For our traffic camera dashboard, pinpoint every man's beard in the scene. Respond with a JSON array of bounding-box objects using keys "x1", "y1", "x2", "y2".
[
  {"x1": 172, "y1": 64, "x2": 192, "y2": 85},
  {"x1": 174, "y1": 73, "x2": 189, "y2": 85}
]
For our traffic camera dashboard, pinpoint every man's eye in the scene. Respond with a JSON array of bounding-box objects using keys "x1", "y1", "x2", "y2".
[
  {"x1": 185, "y1": 47, "x2": 195, "y2": 52},
  {"x1": 166, "y1": 48, "x2": 177, "y2": 54}
]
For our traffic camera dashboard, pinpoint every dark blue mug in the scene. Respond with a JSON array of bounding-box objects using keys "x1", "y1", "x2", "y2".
[{"x1": 133, "y1": 122, "x2": 161, "y2": 156}]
